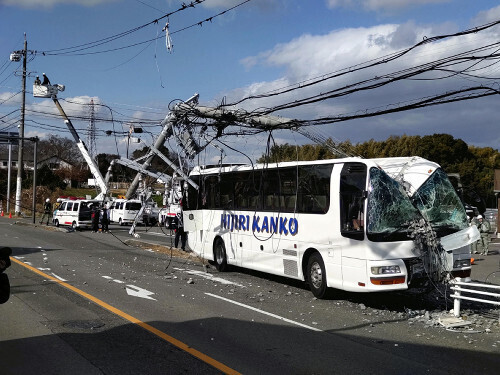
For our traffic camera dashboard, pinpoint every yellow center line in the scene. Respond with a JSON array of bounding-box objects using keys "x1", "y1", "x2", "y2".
[{"x1": 11, "y1": 257, "x2": 240, "y2": 375}]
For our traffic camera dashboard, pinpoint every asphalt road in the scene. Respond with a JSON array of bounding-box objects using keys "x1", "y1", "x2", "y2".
[{"x1": 1, "y1": 217, "x2": 499, "y2": 374}]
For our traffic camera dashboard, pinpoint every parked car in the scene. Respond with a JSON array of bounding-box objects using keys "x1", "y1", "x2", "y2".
[
  {"x1": 53, "y1": 199, "x2": 98, "y2": 229},
  {"x1": 143, "y1": 205, "x2": 160, "y2": 226},
  {"x1": 109, "y1": 199, "x2": 142, "y2": 226}
]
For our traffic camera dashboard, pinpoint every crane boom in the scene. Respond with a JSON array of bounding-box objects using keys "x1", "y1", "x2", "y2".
[{"x1": 34, "y1": 82, "x2": 109, "y2": 200}]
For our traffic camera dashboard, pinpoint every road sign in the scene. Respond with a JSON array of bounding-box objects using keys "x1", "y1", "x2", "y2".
[{"x1": 0, "y1": 132, "x2": 19, "y2": 145}]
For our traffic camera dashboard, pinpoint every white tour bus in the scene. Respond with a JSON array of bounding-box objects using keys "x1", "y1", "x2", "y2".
[
  {"x1": 109, "y1": 199, "x2": 142, "y2": 226},
  {"x1": 53, "y1": 199, "x2": 99, "y2": 229},
  {"x1": 183, "y1": 157, "x2": 478, "y2": 298}
]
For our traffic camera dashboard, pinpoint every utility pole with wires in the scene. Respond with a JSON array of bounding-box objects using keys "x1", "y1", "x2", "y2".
[{"x1": 12, "y1": 34, "x2": 27, "y2": 216}]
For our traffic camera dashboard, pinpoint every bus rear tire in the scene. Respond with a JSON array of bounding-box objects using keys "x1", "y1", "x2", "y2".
[
  {"x1": 307, "y1": 253, "x2": 327, "y2": 299},
  {"x1": 54, "y1": 219, "x2": 60, "y2": 227},
  {"x1": 119, "y1": 218, "x2": 123, "y2": 226},
  {"x1": 214, "y1": 239, "x2": 228, "y2": 272},
  {"x1": 72, "y1": 221, "x2": 77, "y2": 229}
]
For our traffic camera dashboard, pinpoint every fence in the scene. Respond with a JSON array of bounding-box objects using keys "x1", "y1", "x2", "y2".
[{"x1": 450, "y1": 278, "x2": 500, "y2": 317}]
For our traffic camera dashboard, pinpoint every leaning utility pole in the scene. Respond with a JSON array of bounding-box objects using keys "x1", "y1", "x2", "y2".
[{"x1": 14, "y1": 34, "x2": 27, "y2": 216}]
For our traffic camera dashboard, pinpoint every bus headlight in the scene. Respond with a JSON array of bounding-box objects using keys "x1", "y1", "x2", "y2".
[{"x1": 371, "y1": 265, "x2": 401, "y2": 275}]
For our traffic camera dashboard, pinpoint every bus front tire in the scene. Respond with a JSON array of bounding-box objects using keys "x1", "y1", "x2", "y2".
[
  {"x1": 214, "y1": 239, "x2": 228, "y2": 272},
  {"x1": 307, "y1": 253, "x2": 327, "y2": 299},
  {"x1": 119, "y1": 218, "x2": 123, "y2": 226},
  {"x1": 54, "y1": 219, "x2": 60, "y2": 227},
  {"x1": 72, "y1": 221, "x2": 77, "y2": 229}
]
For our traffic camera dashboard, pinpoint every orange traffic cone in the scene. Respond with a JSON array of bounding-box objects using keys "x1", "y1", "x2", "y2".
[
  {"x1": 8, "y1": 212, "x2": 12, "y2": 219},
  {"x1": 471, "y1": 257, "x2": 475, "y2": 265}
]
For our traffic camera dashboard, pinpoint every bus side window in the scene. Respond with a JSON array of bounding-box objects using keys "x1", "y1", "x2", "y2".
[{"x1": 340, "y1": 163, "x2": 367, "y2": 240}]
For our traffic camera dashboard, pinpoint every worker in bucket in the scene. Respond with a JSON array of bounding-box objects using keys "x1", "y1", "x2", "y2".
[{"x1": 39, "y1": 198, "x2": 52, "y2": 225}]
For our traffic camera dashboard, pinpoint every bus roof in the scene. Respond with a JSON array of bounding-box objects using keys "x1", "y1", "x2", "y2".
[{"x1": 190, "y1": 157, "x2": 368, "y2": 175}]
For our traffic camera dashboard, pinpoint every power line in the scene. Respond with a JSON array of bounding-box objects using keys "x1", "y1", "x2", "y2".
[
  {"x1": 224, "y1": 19, "x2": 500, "y2": 109},
  {"x1": 37, "y1": 0, "x2": 252, "y2": 57}
]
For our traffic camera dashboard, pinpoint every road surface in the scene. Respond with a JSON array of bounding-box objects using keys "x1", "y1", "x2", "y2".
[{"x1": 1, "y1": 218, "x2": 499, "y2": 374}]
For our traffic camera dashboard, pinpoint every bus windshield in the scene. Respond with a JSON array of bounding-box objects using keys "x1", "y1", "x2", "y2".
[
  {"x1": 410, "y1": 168, "x2": 468, "y2": 236},
  {"x1": 367, "y1": 168, "x2": 422, "y2": 242}
]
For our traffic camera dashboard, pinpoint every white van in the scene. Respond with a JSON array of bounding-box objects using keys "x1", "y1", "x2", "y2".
[
  {"x1": 109, "y1": 199, "x2": 142, "y2": 226},
  {"x1": 53, "y1": 199, "x2": 99, "y2": 229}
]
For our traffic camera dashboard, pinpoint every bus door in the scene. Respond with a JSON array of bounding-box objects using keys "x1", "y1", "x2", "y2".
[
  {"x1": 212, "y1": 174, "x2": 241, "y2": 266},
  {"x1": 339, "y1": 163, "x2": 368, "y2": 288}
]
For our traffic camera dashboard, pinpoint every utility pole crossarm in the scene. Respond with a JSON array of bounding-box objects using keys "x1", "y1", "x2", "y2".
[
  {"x1": 125, "y1": 93, "x2": 200, "y2": 199},
  {"x1": 175, "y1": 104, "x2": 300, "y2": 130}
]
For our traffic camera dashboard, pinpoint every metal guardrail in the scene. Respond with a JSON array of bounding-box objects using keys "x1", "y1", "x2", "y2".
[{"x1": 450, "y1": 278, "x2": 500, "y2": 317}]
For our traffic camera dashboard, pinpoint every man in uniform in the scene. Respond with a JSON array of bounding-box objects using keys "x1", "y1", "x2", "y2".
[
  {"x1": 40, "y1": 198, "x2": 52, "y2": 225},
  {"x1": 477, "y1": 215, "x2": 491, "y2": 255}
]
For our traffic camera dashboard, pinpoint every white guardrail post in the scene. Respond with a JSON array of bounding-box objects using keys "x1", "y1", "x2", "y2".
[
  {"x1": 450, "y1": 277, "x2": 500, "y2": 317},
  {"x1": 453, "y1": 278, "x2": 462, "y2": 317}
]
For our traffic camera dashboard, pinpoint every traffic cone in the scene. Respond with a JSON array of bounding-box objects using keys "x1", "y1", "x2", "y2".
[
  {"x1": 1, "y1": 210, "x2": 3, "y2": 217},
  {"x1": 471, "y1": 257, "x2": 475, "y2": 265},
  {"x1": 8, "y1": 212, "x2": 12, "y2": 219}
]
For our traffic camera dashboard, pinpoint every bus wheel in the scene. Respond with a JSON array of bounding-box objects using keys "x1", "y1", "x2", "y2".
[
  {"x1": 307, "y1": 253, "x2": 327, "y2": 299},
  {"x1": 119, "y1": 218, "x2": 123, "y2": 226},
  {"x1": 54, "y1": 219, "x2": 60, "y2": 227},
  {"x1": 71, "y1": 221, "x2": 77, "y2": 230},
  {"x1": 214, "y1": 239, "x2": 228, "y2": 272}
]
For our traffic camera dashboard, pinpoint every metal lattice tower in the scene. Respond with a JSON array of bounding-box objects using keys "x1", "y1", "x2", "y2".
[{"x1": 87, "y1": 99, "x2": 97, "y2": 160}]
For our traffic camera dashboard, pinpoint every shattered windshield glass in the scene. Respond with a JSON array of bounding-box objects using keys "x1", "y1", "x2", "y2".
[
  {"x1": 367, "y1": 168, "x2": 422, "y2": 242},
  {"x1": 411, "y1": 168, "x2": 468, "y2": 236}
]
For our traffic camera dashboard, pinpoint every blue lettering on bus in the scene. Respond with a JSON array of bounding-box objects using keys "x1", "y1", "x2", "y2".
[
  {"x1": 239, "y1": 215, "x2": 246, "y2": 230},
  {"x1": 261, "y1": 216, "x2": 269, "y2": 232},
  {"x1": 289, "y1": 218, "x2": 298, "y2": 235},
  {"x1": 270, "y1": 217, "x2": 278, "y2": 234},
  {"x1": 221, "y1": 214, "x2": 299, "y2": 236},
  {"x1": 279, "y1": 217, "x2": 288, "y2": 235}
]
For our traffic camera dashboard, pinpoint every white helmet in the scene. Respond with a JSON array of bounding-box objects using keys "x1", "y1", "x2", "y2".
[
  {"x1": 477, "y1": 215, "x2": 483, "y2": 219},
  {"x1": 45, "y1": 198, "x2": 50, "y2": 203}
]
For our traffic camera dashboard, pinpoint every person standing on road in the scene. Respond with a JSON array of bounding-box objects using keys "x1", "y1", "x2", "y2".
[
  {"x1": 174, "y1": 208, "x2": 187, "y2": 251},
  {"x1": 477, "y1": 214, "x2": 491, "y2": 255},
  {"x1": 101, "y1": 206, "x2": 109, "y2": 233},
  {"x1": 39, "y1": 198, "x2": 52, "y2": 225},
  {"x1": 91, "y1": 206, "x2": 99, "y2": 233}
]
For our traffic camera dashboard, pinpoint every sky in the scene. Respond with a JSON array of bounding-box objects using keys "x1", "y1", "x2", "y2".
[{"x1": 1, "y1": 0, "x2": 499, "y2": 165}]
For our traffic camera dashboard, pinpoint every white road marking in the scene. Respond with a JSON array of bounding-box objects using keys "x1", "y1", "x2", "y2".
[
  {"x1": 102, "y1": 275, "x2": 124, "y2": 284},
  {"x1": 37, "y1": 267, "x2": 51, "y2": 271},
  {"x1": 126, "y1": 285, "x2": 156, "y2": 300},
  {"x1": 187, "y1": 270, "x2": 245, "y2": 287},
  {"x1": 205, "y1": 293, "x2": 322, "y2": 332},
  {"x1": 173, "y1": 267, "x2": 245, "y2": 287},
  {"x1": 51, "y1": 273, "x2": 67, "y2": 282}
]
